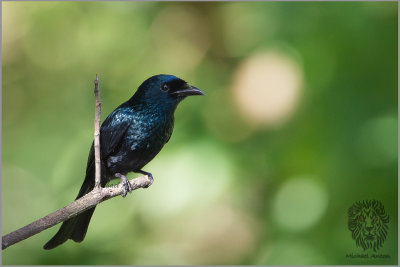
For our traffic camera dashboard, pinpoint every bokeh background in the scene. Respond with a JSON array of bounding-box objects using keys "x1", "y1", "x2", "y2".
[{"x1": 2, "y1": 1, "x2": 398, "y2": 265}]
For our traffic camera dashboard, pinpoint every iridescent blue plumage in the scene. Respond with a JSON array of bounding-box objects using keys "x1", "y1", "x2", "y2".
[{"x1": 44, "y1": 74, "x2": 203, "y2": 249}]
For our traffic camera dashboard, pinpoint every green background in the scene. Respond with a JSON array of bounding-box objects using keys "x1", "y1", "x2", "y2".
[{"x1": 2, "y1": 1, "x2": 398, "y2": 265}]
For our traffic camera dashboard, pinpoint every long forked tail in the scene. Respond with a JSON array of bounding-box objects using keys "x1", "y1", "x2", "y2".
[{"x1": 43, "y1": 171, "x2": 97, "y2": 250}]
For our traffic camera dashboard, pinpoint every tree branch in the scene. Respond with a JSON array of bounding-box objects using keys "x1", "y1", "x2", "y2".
[
  {"x1": 2, "y1": 176, "x2": 152, "y2": 250},
  {"x1": 93, "y1": 74, "x2": 101, "y2": 188},
  {"x1": 2, "y1": 75, "x2": 152, "y2": 250}
]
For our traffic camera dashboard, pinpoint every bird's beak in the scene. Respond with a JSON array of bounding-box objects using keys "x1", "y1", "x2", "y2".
[{"x1": 170, "y1": 84, "x2": 204, "y2": 97}]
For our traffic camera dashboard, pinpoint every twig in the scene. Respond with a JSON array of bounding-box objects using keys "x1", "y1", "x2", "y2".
[
  {"x1": 2, "y1": 75, "x2": 153, "y2": 250},
  {"x1": 93, "y1": 74, "x2": 101, "y2": 188},
  {"x1": 2, "y1": 175, "x2": 152, "y2": 250}
]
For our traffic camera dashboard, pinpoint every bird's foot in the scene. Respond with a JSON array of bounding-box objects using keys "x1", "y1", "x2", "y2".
[
  {"x1": 115, "y1": 173, "x2": 133, "y2": 198},
  {"x1": 145, "y1": 174, "x2": 154, "y2": 188},
  {"x1": 137, "y1": 170, "x2": 154, "y2": 188}
]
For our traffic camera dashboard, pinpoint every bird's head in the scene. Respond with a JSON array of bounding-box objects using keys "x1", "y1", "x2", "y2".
[{"x1": 132, "y1": 74, "x2": 204, "y2": 109}]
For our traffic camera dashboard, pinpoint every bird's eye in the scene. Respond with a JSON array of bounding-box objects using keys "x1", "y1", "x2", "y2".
[{"x1": 161, "y1": 84, "x2": 169, "y2": 92}]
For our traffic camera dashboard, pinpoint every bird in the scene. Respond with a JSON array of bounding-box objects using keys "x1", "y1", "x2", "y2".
[{"x1": 43, "y1": 74, "x2": 204, "y2": 250}]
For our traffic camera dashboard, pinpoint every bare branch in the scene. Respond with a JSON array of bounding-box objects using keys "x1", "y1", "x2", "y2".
[
  {"x1": 2, "y1": 175, "x2": 152, "y2": 250},
  {"x1": 93, "y1": 74, "x2": 101, "y2": 188}
]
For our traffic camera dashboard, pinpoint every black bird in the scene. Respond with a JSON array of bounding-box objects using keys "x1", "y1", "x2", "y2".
[{"x1": 43, "y1": 74, "x2": 203, "y2": 250}]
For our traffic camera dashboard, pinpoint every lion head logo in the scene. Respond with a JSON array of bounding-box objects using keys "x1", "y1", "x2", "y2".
[{"x1": 348, "y1": 200, "x2": 389, "y2": 252}]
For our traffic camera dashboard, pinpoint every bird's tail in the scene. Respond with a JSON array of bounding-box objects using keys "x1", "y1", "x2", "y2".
[{"x1": 43, "y1": 170, "x2": 97, "y2": 250}]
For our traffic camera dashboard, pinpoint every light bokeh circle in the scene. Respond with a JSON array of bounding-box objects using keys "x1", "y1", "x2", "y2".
[
  {"x1": 232, "y1": 51, "x2": 303, "y2": 127},
  {"x1": 273, "y1": 177, "x2": 328, "y2": 231}
]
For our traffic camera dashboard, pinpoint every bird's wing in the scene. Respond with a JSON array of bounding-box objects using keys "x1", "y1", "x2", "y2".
[
  {"x1": 99, "y1": 108, "x2": 132, "y2": 158},
  {"x1": 85, "y1": 107, "x2": 132, "y2": 175}
]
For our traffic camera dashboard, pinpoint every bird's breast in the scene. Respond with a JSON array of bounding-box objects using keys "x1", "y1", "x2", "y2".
[{"x1": 126, "y1": 112, "x2": 174, "y2": 154}]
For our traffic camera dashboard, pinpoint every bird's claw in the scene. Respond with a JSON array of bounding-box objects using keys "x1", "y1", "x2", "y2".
[
  {"x1": 122, "y1": 179, "x2": 133, "y2": 198},
  {"x1": 115, "y1": 173, "x2": 133, "y2": 198},
  {"x1": 144, "y1": 173, "x2": 154, "y2": 188},
  {"x1": 137, "y1": 170, "x2": 154, "y2": 188}
]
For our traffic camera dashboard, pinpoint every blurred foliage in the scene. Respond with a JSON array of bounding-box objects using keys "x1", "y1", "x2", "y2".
[{"x1": 2, "y1": 1, "x2": 398, "y2": 265}]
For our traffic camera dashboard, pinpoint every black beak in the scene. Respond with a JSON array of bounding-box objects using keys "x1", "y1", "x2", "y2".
[{"x1": 170, "y1": 84, "x2": 204, "y2": 97}]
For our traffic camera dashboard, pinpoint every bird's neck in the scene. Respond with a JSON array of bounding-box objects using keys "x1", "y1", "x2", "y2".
[
  {"x1": 128, "y1": 99, "x2": 177, "y2": 120},
  {"x1": 128, "y1": 94, "x2": 177, "y2": 112}
]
